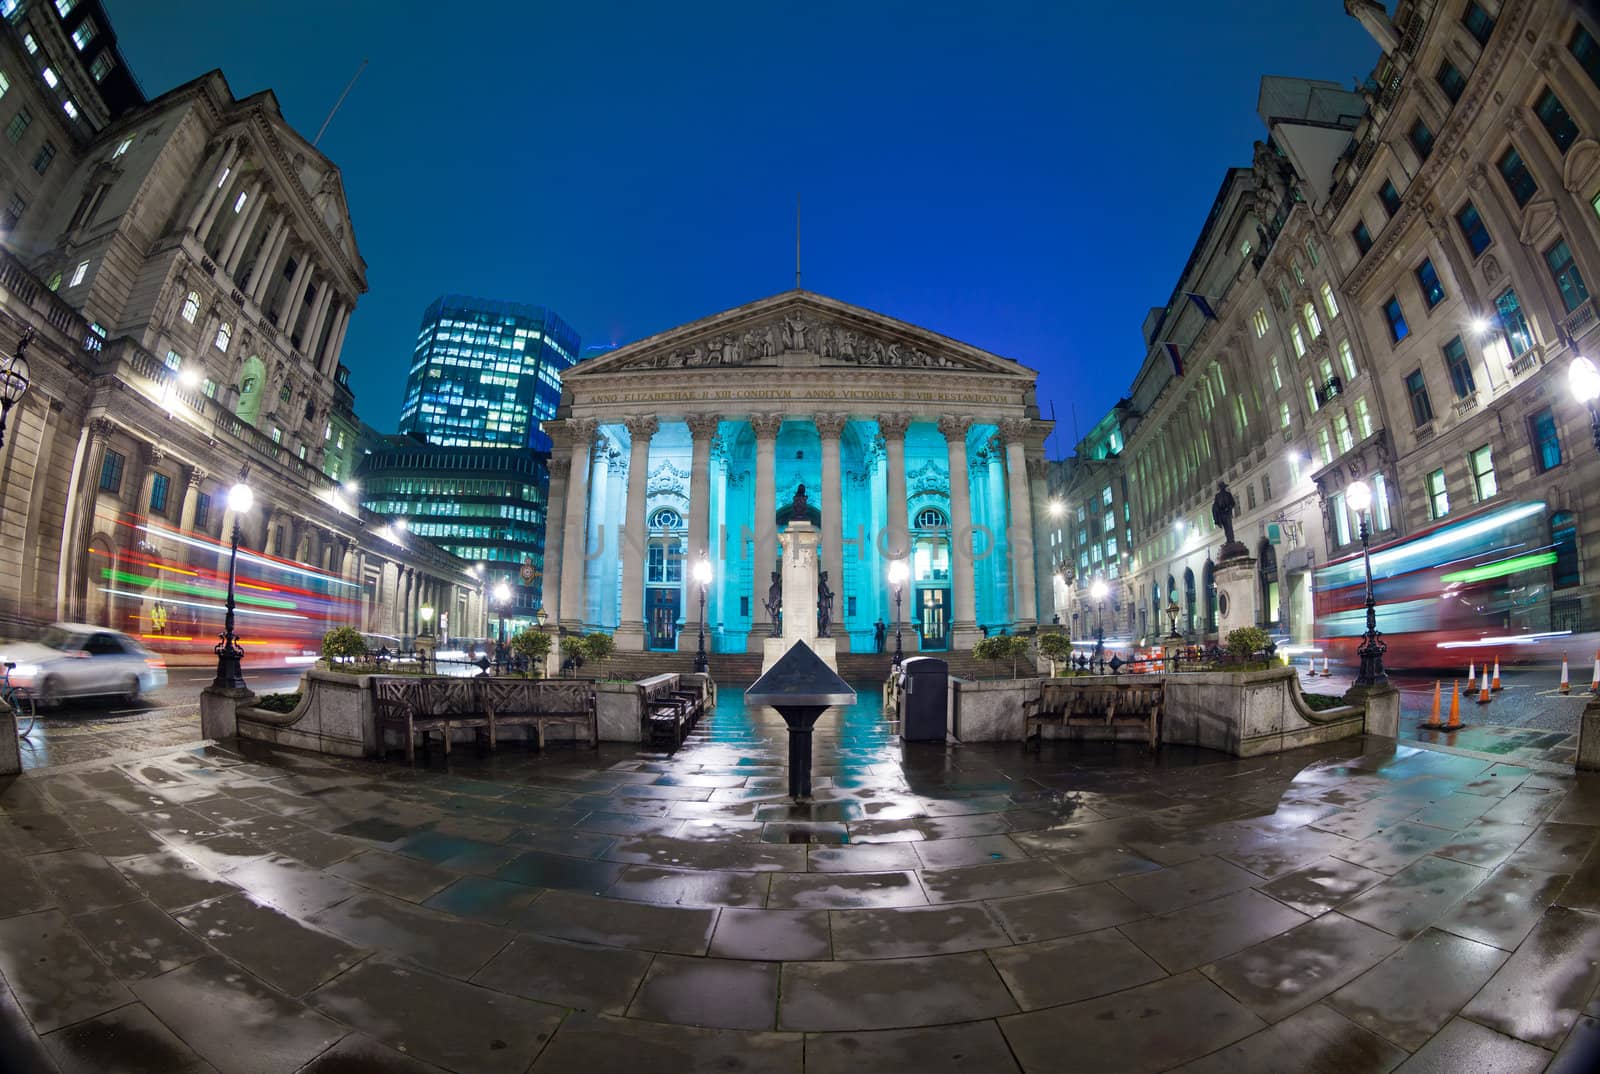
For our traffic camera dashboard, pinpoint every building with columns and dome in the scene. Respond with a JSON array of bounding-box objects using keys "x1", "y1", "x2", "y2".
[{"x1": 539, "y1": 291, "x2": 1054, "y2": 657}]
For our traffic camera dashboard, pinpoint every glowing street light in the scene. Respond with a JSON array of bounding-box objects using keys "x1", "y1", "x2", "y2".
[
  {"x1": 1047, "y1": 499, "x2": 1065, "y2": 518},
  {"x1": 888, "y1": 559, "x2": 910, "y2": 669},
  {"x1": 212, "y1": 466, "x2": 254, "y2": 690},
  {"x1": 1345, "y1": 479, "x2": 1387, "y2": 687},
  {"x1": 1571, "y1": 355, "x2": 1600, "y2": 454},
  {"x1": 1090, "y1": 578, "x2": 1110, "y2": 673},
  {"x1": 693, "y1": 554, "x2": 713, "y2": 674},
  {"x1": 0, "y1": 327, "x2": 32, "y2": 450}
]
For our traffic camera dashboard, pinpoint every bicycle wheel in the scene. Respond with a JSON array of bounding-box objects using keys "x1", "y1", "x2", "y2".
[{"x1": 8, "y1": 691, "x2": 34, "y2": 739}]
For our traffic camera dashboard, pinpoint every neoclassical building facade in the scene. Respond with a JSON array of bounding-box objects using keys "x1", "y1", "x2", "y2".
[{"x1": 539, "y1": 292, "x2": 1054, "y2": 655}]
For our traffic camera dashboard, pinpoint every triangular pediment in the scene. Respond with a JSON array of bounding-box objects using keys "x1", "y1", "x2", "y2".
[{"x1": 571, "y1": 291, "x2": 1032, "y2": 378}]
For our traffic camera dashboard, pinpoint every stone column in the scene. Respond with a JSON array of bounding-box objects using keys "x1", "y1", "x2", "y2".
[
  {"x1": 197, "y1": 160, "x2": 246, "y2": 246},
  {"x1": 303, "y1": 284, "x2": 335, "y2": 359},
  {"x1": 186, "y1": 140, "x2": 240, "y2": 233},
  {"x1": 177, "y1": 467, "x2": 207, "y2": 533},
  {"x1": 681, "y1": 414, "x2": 719, "y2": 651},
  {"x1": 252, "y1": 222, "x2": 291, "y2": 305},
  {"x1": 318, "y1": 303, "x2": 347, "y2": 375},
  {"x1": 748, "y1": 413, "x2": 782, "y2": 643},
  {"x1": 939, "y1": 416, "x2": 979, "y2": 649},
  {"x1": 134, "y1": 444, "x2": 166, "y2": 521},
  {"x1": 217, "y1": 181, "x2": 262, "y2": 272},
  {"x1": 280, "y1": 257, "x2": 313, "y2": 332},
  {"x1": 602, "y1": 447, "x2": 627, "y2": 628},
  {"x1": 815, "y1": 413, "x2": 848, "y2": 648},
  {"x1": 242, "y1": 212, "x2": 283, "y2": 297},
  {"x1": 326, "y1": 304, "x2": 353, "y2": 374},
  {"x1": 559, "y1": 418, "x2": 597, "y2": 635},
  {"x1": 1028, "y1": 455, "x2": 1055, "y2": 625},
  {"x1": 541, "y1": 424, "x2": 570, "y2": 625},
  {"x1": 879, "y1": 413, "x2": 912, "y2": 562},
  {"x1": 615, "y1": 416, "x2": 657, "y2": 651},
  {"x1": 58, "y1": 417, "x2": 114, "y2": 620},
  {"x1": 1001, "y1": 418, "x2": 1038, "y2": 629}
]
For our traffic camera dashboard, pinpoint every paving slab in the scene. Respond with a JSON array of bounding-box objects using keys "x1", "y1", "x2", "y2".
[
  {"x1": 175, "y1": 891, "x2": 366, "y2": 995},
  {"x1": 1328, "y1": 928, "x2": 1508, "y2": 1051},
  {"x1": 987, "y1": 926, "x2": 1165, "y2": 1010},
  {"x1": 1171, "y1": 1002, "x2": 1405, "y2": 1074},
  {"x1": 40, "y1": 1001, "x2": 215, "y2": 1074},
  {"x1": 529, "y1": 1012, "x2": 801, "y2": 1074},
  {"x1": 0, "y1": 910, "x2": 132, "y2": 1033},
  {"x1": 1461, "y1": 904, "x2": 1600, "y2": 1049},
  {"x1": 779, "y1": 952, "x2": 1017, "y2": 1031},
  {"x1": 1199, "y1": 911, "x2": 1399, "y2": 1021},
  {"x1": 1390, "y1": 1017, "x2": 1551, "y2": 1073},
  {"x1": 471, "y1": 935, "x2": 653, "y2": 1013}
]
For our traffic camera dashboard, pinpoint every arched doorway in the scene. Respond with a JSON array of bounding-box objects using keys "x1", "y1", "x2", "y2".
[
  {"x1": 1258, "y1": 539, "x2": 1280, "y2": 627},
  {"x1": 646, "y1": 506, "x2": 684, "y2": 650},
  {"x1": 236, "y1": 355, "x2": 266, "y2": 428},
  {"x1": 1202, "y1": 559, "x2": 1217, "y2": 635},
  {"x1": 1166, "y1": 573, "x2": 1177, "y2": 635},
  {"x1": 1183, "y1": 567, "x2": 1196, "y2": 636},
  {"x1": 911, "y1": 506, "x2": 950, "y2": 650}
]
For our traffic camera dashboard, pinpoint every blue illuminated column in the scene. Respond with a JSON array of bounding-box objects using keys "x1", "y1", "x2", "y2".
[
  {"x1": 749, "y1": 414, "x2": 782, "y2": 643},
  {"x1": 939, "y1": 416, "x2": 979, "y2": 649},
  {"x1": 558, "y1": 418, "x2": 595, "y2": 635},
  {"x1": 816, "y1": 413, "x2": 848, "y2": 647},
  {"x1": 683, "y1": 415, "x2": 718, "y2": 650},
  {"x1": 1001, "y1": 417, "x2": 1038, "y2": 629},
  {"x1": 616, "y1": 416, "x2": 657, "y2": 650}
]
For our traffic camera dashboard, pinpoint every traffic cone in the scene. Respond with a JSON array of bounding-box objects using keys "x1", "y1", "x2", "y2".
[
  {"x1": 1591, "y1": 650, "x2": 1599, "y2": 694},
  {"x1": 1446, "y1": 682, "x2": 1462, "y2": 729},
  {"x1": 1424, "y1": 681, "x2": 1441, "y2": 728},
  {"x1": 1561, "y1": 653, "x2": 1571, "y2": 695},
  {"x1": 1477, "y1": 666, "x2": 1492, "y2": 704},
  {"x1": 1466, "y1": 661, "x2": 1475, "y2": 689},
  {"x1": 1491, "y1": 657, "x2": 1502, "y2": 692},
  {"x1": 1323, "y1": 656, "x2": 1332, "y2": 677}
]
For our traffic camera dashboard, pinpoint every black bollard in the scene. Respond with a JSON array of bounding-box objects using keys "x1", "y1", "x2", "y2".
[{"x1": 745, "y1": 641, "x2": 856, "y2": 802}]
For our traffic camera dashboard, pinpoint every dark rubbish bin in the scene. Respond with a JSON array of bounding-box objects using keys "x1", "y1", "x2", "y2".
[{"x1": 899, "y1": 656, "x2": 949, "y2": 741}]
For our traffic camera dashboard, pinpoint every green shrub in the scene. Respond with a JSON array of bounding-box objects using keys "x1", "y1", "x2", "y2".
[
  {"x1": 254, "y1": 691, "x2": 302, "y2": 713},
  {"x1": 974, "y1": 634, "x2": 1032, "y2": 678},
  {"x1": 1225, "y1": 626, "x2": 1271, "y2": 660},
  {"x1": 510, "y1": 629, "x2": 552, "y2": 677},
  {"x1": 1302, "y1": 692, "x2": 1348, "y2": 711},
  {"x1": 1036, "y1": 632, "x2": 1072, "y2": 673},
  {"x1": 581, "y1": 632, "x2": 614, "y2": 677},
  {"x1": 321, "y1": 626, "x2": 367, "y2": 663}
]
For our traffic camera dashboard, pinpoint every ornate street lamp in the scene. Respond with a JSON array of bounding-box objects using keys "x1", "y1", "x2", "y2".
[
  {"x1": 212, "y1": 466, "x2": 254, "y2": 690},
  {"x1": 888, "y1": 559, "x2": 909, "y2": 669},
  {"x1": 419, "y1": 605, "x2": 434, "y2": 638},
  {"x1": 1570, "y1": 355, "x2": 1600, "y2": 453},
  {"x1": 1345, "y1": 480, "x2": 1387, "y2": 687},
  {"x1": 1090, "y1": 578, "x2": 1109, "y2": 674},
  {"x1": 0, "y1": 327, "x2": 33, "y2": 450},
  {"x1": 492, "y1": 580, "x2": 512, "y2": 648},
  {"x1": 693, "y1": 554, "x2": 713, "y2": 674}
]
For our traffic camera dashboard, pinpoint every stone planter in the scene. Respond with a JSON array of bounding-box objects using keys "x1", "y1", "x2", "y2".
[
  {"x1": 951, "y1": 677, "x2": 1035, "y2": 742},
  {"x1": 234, "y1": 669, "x2": 375, "y2": 757},
  {"x1": 1158, "y1": 667, "x2": 1365, "y2": 756}
]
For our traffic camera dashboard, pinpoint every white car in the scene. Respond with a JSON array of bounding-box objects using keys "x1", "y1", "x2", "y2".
[{"x1": 0, "y1": 623, "x2": 169, "y2": 707}]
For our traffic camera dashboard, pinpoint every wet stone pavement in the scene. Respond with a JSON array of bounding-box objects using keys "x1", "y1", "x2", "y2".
[{"x1": 4, "y1": 686, "x2": 1600, "y2": 1072}]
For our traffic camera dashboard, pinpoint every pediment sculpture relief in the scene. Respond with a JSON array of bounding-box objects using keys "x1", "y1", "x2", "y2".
[{"x1": 616, "y1": 313, "x2": 974, "y2": 372}]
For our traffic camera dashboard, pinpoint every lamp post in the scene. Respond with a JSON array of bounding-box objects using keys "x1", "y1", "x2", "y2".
[
  {"x1": 0, "y1": 327, "x2": 33, "y2": 449},
  {"x1": 492, "y1": 580, "x2": 511, "y2": 671},
  {"x1": 1090, "y1": 578, "x2": 1109, "y2": 674},
  {"x1": 212, "y1": 466, "x2": 254, "y2": 690},
  {"x1": 419, "y1": 605, "x2": 434, "y2": 637},
  {"x1": 1346, "y1": 479, "x2": 1387, "y2": 687},
  {"x1": 888, "y1": 559, "x2": 909, "y2": 669},
  {"x1": 1571, "y1": 355, "x2": 1600, "y2": 453},
  {"x1": 692, "y1": 554, "x2": 712, "y2": 674}
]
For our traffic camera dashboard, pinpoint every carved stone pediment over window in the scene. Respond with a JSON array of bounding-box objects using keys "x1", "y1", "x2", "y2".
[{"x1": 1519, "y1": 198, "x2": 1560, "y2": 246}]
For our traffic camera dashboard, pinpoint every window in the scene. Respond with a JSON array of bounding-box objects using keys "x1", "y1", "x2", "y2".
[
  {"x1": 69, "y1": 259, "x2": 88, "y2": 287},
  {"x1": 1409, "y1": 118, "x2": 1435, "y2": 159},
  {"x1": 31, "y1": 141, "x2": 54, "y2": 175},
  {"x1": 1103, "y1": 510, "x2": 1115, "y2": 533},
  {"x1": 1247, "y1": 484, "x2": 1257, "y2": 511},
  {"x1": 1535, "y1": 88, "x2": 1580, "y2": 155},
  {"x1": 1279, "y1": 401, "x2": 1291, "y2": 429},
  {"x1": 1456, "y1": 202, "x2": 1491, "y2": 256},
  {"x1": 277, "y1": 384, "x2": 290, "y2": 403},
  {"x1": 112, "y1": 135, "x2": 133, "y2": 158},
  {"x1": 1495, "y1": 288, "x2": 1533, "y2": 357},
  {"x1": 22, "y1": 33, "x2": 37, "y2": 54},
  {"x1": 54, "y1": 0, "x2": 77, "y2": 14},
  {"x1": 1352, "y1": 220, "x2": 1373, "y2": 254},
  {"x1": 1335, "y1": 412, "x2": 1354, "y2": 453},
  {"x1": 5, "y1": 107, "x2": 30, "y2": 143},
  {"x1": 1240, "y1": 238, "x2": 1253, "y2": 259},
  {"x1": 98, "y1": 449, "x2": 125, "y2": 493},
  {"x1": 1546, "y1": 238, "x2": 1590, "y2": 313},
  {"x1": 1320, "y1": 282, "x2": 1340, "y2": 320},
  {"x1": 1462, "y1": 1, "x2": 1494, "y2": 46},
  {"x1": 41, "y1": 67, "x2": 57, "y2": 89},
  {"x1": 1303, "y1": 301, "x2": 1322, "y2": 338},
  {"x1": 214, "y1": 322, "x2": 232, "y2": 352},
  {"x1": 163, "y1": 350, "x2": 181, "y2": 371},
  {"x1": 1338, "y1": 338, "x2": 1357, "y2": 381},
  {"x1": 233, "y1": 191, "x2": 247, "y2": 214},
  {"x1": 1437, "y1": 59, "x2": 1467, "y2": 103},
  {"x1": 1305, "y1": 237, "x2": 1320, "y2": 266},
  {"x1": 1415, "y1": 258, "x2": 1446, "y2": 308},
  {"x1": 46, "y1": 270, "x2": 61, "y2": 291},
  {"x1": 1426, "y1": 468, "x2": 1450, "y2": 519},
  {"x1": 202, "y1": 378, "x2": 217, "y2": 399},
  {"x1": 181, "y1": 291, "x2": 200, "y2": 323},
  {"x1": 1355, "y1": 396, "x2": 1374, "y2": 439},
  {"x1": 194, "y1": 491, "x2": 211, "y2": 531},
  {"x1": 150, "y1": 472, "x2": 170, "y2": 515},
  {"x1": 1379, "y1": 179, "x2": 1402, "y2": 216},
  {"x1": 270, "y1": 426, "x2": 282, "y2": 445},
  {"x1": 1291, "y1": 258, "x2": 1306, "y2": 287},
  {"x1": 1552, "y1": 511, "x2": 1579, "y2": 588},
  {"x1": 90, "y1": 52, "x2": 116, "y2": 82},
  {"x1": 61, "y1": 99, "x2": 78, "y2": 121},
  {"x1": 1270, "y1": 355, "x2": 1282, "y2": 390},
  {"x1": 1253, "y1": 308, "x2": 1269, "y2": 337},
  {"x1": 1101, "y1": 485, "x2": 1113, "y2": 506},
  {"x1": 1573, "y1": 25, "x2": 1600, "y2": 91},
  {"x1": 1262, "y1": 473, "x2": 1272, "y2": 500},
  {"x1": 1331, "y1": 491, "x2": 1350, "y2": 545},
  {"x1": 1498, "y1": 147, "x2": 1537, "y2": 207},
  {"x1": 0, "y1": 70, "x2": 8, "y2": 99},
  {"x1": 1529, "y1": 407, "x2": 1562, "y2": 471},
  {"x1": 70, "y1": 17, "x2": 95, "y2": 50},
  {"x1": 1291, "y1": 323, "x2": 1306, "y2": 358},
  {"x1": 2, "y1": 192, "x2": 23, "y2": 231},
  {"x1": 1276, "y1": 278, "x2": 1292, "y2": 310},
  {"x1": 1383, "y1": 296, "x2": 1410, "y2": 343},
  {"x1": 1318, "y1": 426, "x2": 1334, "y2": 465},
  {"x1": 1469, "y1": 445, "x2": 1498, "y2": 501},
  {"x1": 1405, "y1": 369, "x2": 1434, "y2": 426},
  {"x1": 1443, "y1": 336, "x2": 1475, "y2": 398},
  {"x1": 1318, "y1": 356, "x2": 1335, "y2": 387},
  {"x1": 1306, "y1": 378, "x2": 1320, "y2": 414}
]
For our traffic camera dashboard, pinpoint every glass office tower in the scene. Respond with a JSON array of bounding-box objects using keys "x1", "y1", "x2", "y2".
[{"x1": 398, "y1": 295, "x2": 580, "y2": 452}]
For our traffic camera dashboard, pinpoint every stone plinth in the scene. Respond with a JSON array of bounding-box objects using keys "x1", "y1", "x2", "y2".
[
  {"x1": 200, "y1": 685, "x2": 253, "y2": 741},
  {"x1": 762, "y1": 520, "x2": 839, "y2": 674},
  {"x1": 0, "y1": 709, "x2": 19, "y2": 775},
  {"x1": 1579, "y1": 695, "x2": 1600, "y2": 771},
  {"x1": 1347, "y1": 681, "x2": 1400, "y2": 739},
  {"x1": 1213, "y1": 557, "x2": 1257, "y2": 638}
]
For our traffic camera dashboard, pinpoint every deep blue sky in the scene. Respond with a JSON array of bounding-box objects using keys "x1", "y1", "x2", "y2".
[{"x1": 108, "y1": 1, "x2": 1378, "y2": 457}]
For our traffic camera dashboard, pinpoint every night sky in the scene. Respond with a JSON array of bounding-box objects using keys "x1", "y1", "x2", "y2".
[{"x1": 108, "y1": 1, "x2": 1377, "y2": 457}]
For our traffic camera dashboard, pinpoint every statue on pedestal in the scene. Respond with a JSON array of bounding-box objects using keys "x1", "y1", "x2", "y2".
[
  {"x1": 817, "y1": 570, "x2": 834, "y2": 638},
  {"x1": 1213, "y1": 481, "x2": 1250, "y2": 560},
  {"x1": 791, "y1": 484, "x2": 810, "y2": 517},
  {"x1": 765, "y1": 571, "x2": 783, "y2": 638}
]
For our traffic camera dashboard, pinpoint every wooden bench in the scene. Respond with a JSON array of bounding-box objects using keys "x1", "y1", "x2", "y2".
[
  {"x1": 484, "y1": 680, "x2": 598, "y2": 750},
  {"x1": 640, "y1": 674, "x2": 696, "y2": 749},
  {"x1": 1026, "y1": 681, "x2": 1164, "y2": 751}
]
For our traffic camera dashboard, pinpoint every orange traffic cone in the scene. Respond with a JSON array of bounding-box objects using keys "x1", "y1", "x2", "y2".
[
  {"x1": 1591, "y1": 650, "x2": 1599, "y2": 694},
  {"x1": 1446, "y1": 682, "x2": 1462, "y2": 729},
  {"x1": 1323, "y1": 657, "x2": 1332, "y2": 677},
  {"x1": 1466, "y1": 661, "x2": 1475, "y2": 689},
  {"x1": 1561, "y1": 653, "x2": 1571, "y2": 695},
  {"x1": 1477, "y1": 666, "x2": 1492, "y2": 704},
  {"x1": 1491, "y1": 657, "x2": 1502, "y2": 692},
  {"x1": 1423, "y1": 681, "x2": 1442, "y2": 728}
]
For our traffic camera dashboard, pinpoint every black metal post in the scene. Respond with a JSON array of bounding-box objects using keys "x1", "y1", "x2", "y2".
[
  {"x1": 1094, "y1": 599, "x2": 1105, "y2": 674},
  {"x1": 892, "y1": 585, "x2": 905, "y2": 669},
  {"x1": 1353, "y1": 512, "x2": 1388, "y2": 687},
  {"x1": 694, "y1": 580, "x2": 709, "y2": 674},
  {"x1": 212, "y1": 517, "x2": 246, "y2": 690}
]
